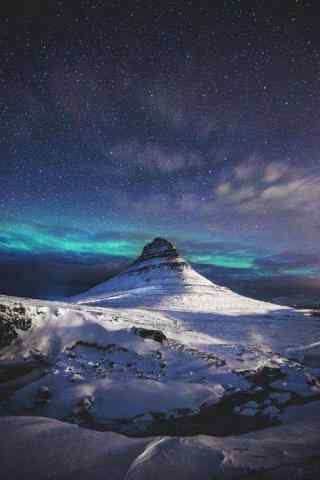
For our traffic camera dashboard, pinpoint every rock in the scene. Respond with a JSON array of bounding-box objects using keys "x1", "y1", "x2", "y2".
[
  {"x1": 65, "y1": 347, "x2": 76, "y2": 358},
  {"x1": 240, "y1": 407, "x2": 258, "y2": 416},
  {"x1": 0, "y1": 304, "x2": 32, "y2": 348},
  {"x1": 243, "y1": 366, "x2": 285, "y2": 386},
  {"x1": 133, "y1": 327, "x2": 167, "y2": 343},
  {"x1": 96, "y1": 367, "x2": 107, "y2": 377},
  {"x1": 137, "y1": 238, "x2": 179, "y2": 262},
  {"x1": 0, "y1": 317, "x2": 18, "y2": 348},
  {"x1": 30, "y1": 349, "x2": 46, "y2": 362},
  {"x1": 38, "y1": 386, "x2": 51, "y2": 401},
  {"x1": 126, "y1": 237, "x2": 189, "y2": 276},
  {"x1": 243, "y1": 400, "x2": 259, "y2": 409},
  {"x1": 81, "y1": 396, "x2": 94, "y2": 409},
  {"x1": 271, "y1": 368, "x2": 320, "y2": 398},
  {"x1": 305, "y1": 372, "x2": 320, "y2": 388},
  {"x1": 254, "y1": 386, "x2": 264, "y2": 392},
  {"x1": 262, "y1": 405, "x2": 280, "y2": 418},
  {"x1": 73, "y1": 396, "x2": 95, "y2": 422},
  {"x1": 269, "y1": 392, "x2": 291, "y2": 405},
  {"x1": 12, "y1": 305, "x2": 26, "y2": 315},
  {"x1": 70, "y1": 373, "x2": 84, "y2": 382}
]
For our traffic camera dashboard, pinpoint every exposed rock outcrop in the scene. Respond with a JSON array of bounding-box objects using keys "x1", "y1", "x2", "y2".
[
  {"x1": 136, "y1": 238, "x2": 179, "y2": 262},
  {"x1": 0, "y1": 303, "x2": 31, "y2": 349}
]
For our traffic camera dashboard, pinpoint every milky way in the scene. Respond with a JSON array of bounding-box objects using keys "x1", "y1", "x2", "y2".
[{"x1": 1, "y1": 1, "x2": 320, "y2": 297}]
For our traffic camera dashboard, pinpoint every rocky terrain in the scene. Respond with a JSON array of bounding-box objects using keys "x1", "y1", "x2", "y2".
[{"x1": 1, "y1": 238, "x2": 320, "y2": 478}]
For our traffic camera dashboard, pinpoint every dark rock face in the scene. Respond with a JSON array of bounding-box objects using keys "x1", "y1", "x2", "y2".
[
  {"x1": 0, "y1": 318, "x2": 18, "y2": 348},
  {"x1": 137, "y1": 238, "x2": 179, "y2": 263},
  {"x1": 0, "y1": 303, "x2": 32, "y2": 349},
  {"x1": 38, "y1": 386, "x2": 51, "y2": 401},
  {"x1": 241, "y1": 366, "x2": 286, "y2": 386},
  {"x1": 133, "y1": 327, "x2": 167, "y2": 343}
]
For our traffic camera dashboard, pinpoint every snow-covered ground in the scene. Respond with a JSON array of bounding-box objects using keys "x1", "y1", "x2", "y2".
[
  {"x1": 1, "y1": 239, "x2": 319, "y2": 439},
  {"x1": 1, "y1": 412, "x2": 320, "y2": 479},
  {"x1": 0, "y1": 239, "x2": 320, "y2": 472}
]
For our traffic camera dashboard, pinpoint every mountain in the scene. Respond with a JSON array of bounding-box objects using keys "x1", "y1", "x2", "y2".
[
  {"x1": 1, "y1": 237, "x2": 320, "y2": 477},
  {"x1": 70, "y1": 237, "x2": 288, "y2": 315}
]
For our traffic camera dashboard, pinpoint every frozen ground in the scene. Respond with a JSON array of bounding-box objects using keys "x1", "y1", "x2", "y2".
[
  {"x1": 0, "y1": 238, "x2": 320, "y2": 476},
  {"x1": 1, "y1": 292, "x2": 319, "y2": 435},
  {"x1": 1, "y1": 412, "x2": 320, "y2": 479}
]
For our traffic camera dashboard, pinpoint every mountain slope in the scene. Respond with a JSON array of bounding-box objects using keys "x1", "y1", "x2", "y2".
[{"x1": 70, "y1": 237, "x2": 289, "y2": 314}]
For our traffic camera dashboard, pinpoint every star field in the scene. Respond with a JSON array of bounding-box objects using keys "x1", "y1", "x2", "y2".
[{"x1": 0, "y1": 0, "x2": 320, "y2": 298}]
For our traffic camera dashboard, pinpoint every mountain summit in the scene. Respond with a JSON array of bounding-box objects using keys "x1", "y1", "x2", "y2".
[
  {"x1": 70, "y1": 237, "x2": 289, "y2": 315},
  {"x1": 137, "y1": 237, "x2": 179, "y2": 262},
  {"x1": 132, "y1": 237, "x2": 188, "y2": 273}
]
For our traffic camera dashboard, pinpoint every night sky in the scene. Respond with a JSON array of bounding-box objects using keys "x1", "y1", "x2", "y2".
[{"x1": 1, "y1": 0, "x2": 320, "y2": 301}]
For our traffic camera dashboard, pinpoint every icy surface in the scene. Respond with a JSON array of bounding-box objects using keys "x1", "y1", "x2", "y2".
[
  {"x1": 1, "y1": 415, "x2": 320, "y2": 479},
  {"x1": 1, "y1": 239, "x2": 320, "y2": 433}
]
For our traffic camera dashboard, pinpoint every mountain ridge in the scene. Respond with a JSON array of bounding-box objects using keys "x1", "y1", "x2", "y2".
[{"x1": 69, "y1": 237, "x2": 291, "y2": 315}]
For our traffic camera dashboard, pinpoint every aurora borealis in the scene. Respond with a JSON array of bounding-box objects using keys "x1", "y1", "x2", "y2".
[
  {"x1": 2, "y1": 221, "x2": 320, "y2": 279},
  {"x1": 1, "y1": 1, "x2": 320, "y2": 300},
  {"x1": 1, "y1": 223, "x2": 139, "y2": 257}
]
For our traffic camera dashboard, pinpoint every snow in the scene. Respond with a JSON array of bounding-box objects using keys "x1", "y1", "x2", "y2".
[
  {"x1": 68, "y1": 245, "x2": 291, "y2": 316},
  {"x1": 1, "y1": 415, "x2": 320, "y2": 479},
  {"x1": 0, "y1": 416, "x2": 149, "y2": 480},
  {"x1": 1, "y1": 239, "x2": 320, "y2": 435},
  {"x1": 7, "y1": 375, "x2": 224, "y2": 422}
]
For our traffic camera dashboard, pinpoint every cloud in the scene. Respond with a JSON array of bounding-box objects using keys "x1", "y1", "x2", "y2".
[
  {"x1": 263, "y1": 162, "x2": 287, "y2": 183},
  {"x1": 213, "y1": 154, "x2": 320, "y2": 216},
  {"x1": 216, "y1": 183, "x2": 257, "y2": 203},
  {"x1": 260, "y1": 179, "x2": 305, "y2": 200},
  {"x1": 215, "y1": 182, "x2": 231, "y2": 196},
  {"x1": 233, "y1": 152, "x2": 262, "y2": 181}
]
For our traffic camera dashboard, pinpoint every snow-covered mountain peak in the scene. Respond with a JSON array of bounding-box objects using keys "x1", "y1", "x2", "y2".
[
  {"x1": 136, "y1": 237, "x2": 179, "y2": 262},
  {"x1": 128, "y1": 236, "x2": 189, "y2": 275},
  {"x1": 69, "y1": 237, "x2": 215, "y2": 307},
  {"x1": 69, "y1": 237, "x2": 291, "y2": 315}
]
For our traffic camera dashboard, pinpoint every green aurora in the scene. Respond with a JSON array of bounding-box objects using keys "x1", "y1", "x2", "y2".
[
  {"x1": 0, "y1": 223, "x2": 141, "y2": 258},
  {"x1": 188, "y1": 254, "x2": 256, "y2": 269},
  {"x1": 1, "y1": 223, "x2": 319, "y2": 278}
]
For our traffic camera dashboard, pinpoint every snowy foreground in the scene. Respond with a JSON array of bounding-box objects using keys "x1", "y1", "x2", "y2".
[
  {"x1": 1, "y1": 238, "x2": 320, "y2": 478},
  {"x1": 1, "y1": 410, "x2": 320, "y2": 480}
]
